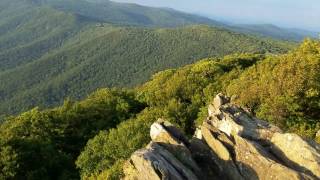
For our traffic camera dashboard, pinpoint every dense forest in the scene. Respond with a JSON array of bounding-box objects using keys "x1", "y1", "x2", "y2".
[
  {"x1": 0, "y1": 24, "x2": 295, "y2": 119},
  {"x1": 0, "y1": 0, "x2": 319, "y2": 178},
  {"x1": 4, "y1": 0, "x2": 317, "y2": 120},
  {"x1": 1, "y1": 40, "x2": 319, "y2": 179},
  {"x1": 0, "y1": 0, "x2": 221, "y2": 75}
]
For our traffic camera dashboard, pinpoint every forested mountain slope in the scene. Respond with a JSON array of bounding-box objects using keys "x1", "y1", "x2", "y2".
[
  {"x1": 0, "y1": 40, "x2": 318, "y2": 179},
  {"x1": 43, "y1": 0, "x2": 220, "y2": 27},
  {"x1": 0, "y1": 0, "x2": 89, "y2": 71},
  {"x1": 0, "y1": 0, "x2": 307, "y2": 74},
  {"x1": 0, "y1": 25, "x2": 294, "y2": 118},
  {"x1": 0, "y1": 0, "x2": 221, "y2": 71},
  {"x1": 230, "y1": 24, "x2": 319, "y2": 41},
  {"x1": 0, "y1": 1, "x2": 318, "y2": 179}
]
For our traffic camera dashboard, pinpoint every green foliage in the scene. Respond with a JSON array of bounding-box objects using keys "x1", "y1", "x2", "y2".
[
  {"x1": 0, "y1": 25, "x2": 294, "y2": 118},
  {"x1": 1, "y1": 41, "x2": 319, "y2": 179},
  {"x1": 0, "y1": 1, "x2": 88, "y2": 71},
  {"x1": 0, "y1": 108, "x2": 75, "y2": 180},
  {"x1": 0, "y1": 145, "x2": 18, "y2": 179},
  {"x1": 0, "y1": 1, "x2": 317, "y2": 179},
  {"x1": 0, "y1": 0, "x2": 228, "y2": 118},
  {"x1": 0, "y1": 0, "x2": 220, "y2": 72},
  {"x1": 0, "y1": 89, "x2": 144, "y2": 179},
  {"x1": 76, "y1": 43, "x2": 320, "y2": 178},
  {"x1": 42, "y1": 0, "x2": 219, "y2": 27},
  {"x1": 76, "y1": 108, "x2": 163, "y2": 179},
  {"x1": 227, "y1": 39, "x2": 320, "y2": 136},
  {"x1": 75, "y1": 54, "x2": 263, "y2": 179},
  {"x1": 137, "y1": 53, "x2": 263, "y2": 133}
]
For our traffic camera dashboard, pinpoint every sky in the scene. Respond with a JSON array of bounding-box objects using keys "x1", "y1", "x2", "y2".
[{"x1": 113, "y1": 0, "x2": 320, "y2": 31}]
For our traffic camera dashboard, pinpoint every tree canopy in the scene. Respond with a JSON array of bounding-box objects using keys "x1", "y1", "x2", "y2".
[{"x1": 0, "y1": 40, "x2": 319, "y2": 179}]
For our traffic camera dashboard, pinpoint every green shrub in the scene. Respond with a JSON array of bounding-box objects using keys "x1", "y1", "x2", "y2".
[{"x1": 227, "y1": 39, "x2": 320, "y2": 137}]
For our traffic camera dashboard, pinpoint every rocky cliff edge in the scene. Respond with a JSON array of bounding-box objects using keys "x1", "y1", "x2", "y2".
[{"x1": 123, "y1": 94, "x2": 320, "y2": 180}]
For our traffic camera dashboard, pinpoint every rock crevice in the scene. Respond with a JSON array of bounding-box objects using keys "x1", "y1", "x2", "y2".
[{"x1": 123, "y1": 94, "x2": 320, "y2": 180}]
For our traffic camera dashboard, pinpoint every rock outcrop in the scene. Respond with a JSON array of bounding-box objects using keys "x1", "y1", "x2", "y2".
[
  {"x1": 271, "y1": 133, "x2": 320, "y2": 177},
  {"x1": 123, "y1": 94, "x2": 320, "y2": 180}
]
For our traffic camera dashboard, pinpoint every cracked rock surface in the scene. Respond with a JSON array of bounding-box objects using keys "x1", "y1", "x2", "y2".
[{"x1": 123, "y1": 94, "x2": 320, "y2": 180}]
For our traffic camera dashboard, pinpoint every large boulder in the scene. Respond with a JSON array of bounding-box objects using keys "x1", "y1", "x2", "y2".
[
  {"x1": 123, "y1": 94, "x2": 320, "y2": 180},
  {"x1": 207, "y1": 94, "x2": 282, "y2": 142},
  {"x1": 201, "y1": 125, "x2": 231, "y2": 161},
  {"x1": 201, "y1": 123, "x2": 243, "y2": 180},
  {"x1": 123, "y1": 142, "x2": 198, "y2": 180},
  {"x1": 234, "y1": 135, "x2": 310, "y2": 180},
  {"x1": 149, "y1": 119, "x2": 201, "y2": 175},
  {"x1": 203, "y1": 94, "x2": 319, "y2": 179},
  {"x1": 271, "y1": 133, "x2": 320, "y2": 178},
  {"x1": 150, "y1": 119, "x2": 189, "y2": 146}
]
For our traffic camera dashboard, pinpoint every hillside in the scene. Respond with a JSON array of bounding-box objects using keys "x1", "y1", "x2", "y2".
[
  {"x1": 0, "y1": 0, "x2": 307, "y2": 74},
  {"x1": 43, "y1": 0, "x2": 220, "y2": 27},
  {"x1": 0, "y1": 0, "x2": 296, "y2": 118},
  {"x1": 0, "y1": 0, "x2": 222, "y2": 71},
  {"x1": 0, "y1": 40, "x2": 319, "y2": 179},
  {"x1": 0, "y1": 0, "x2": 313, "y2": 74},
  {"x1": 230, "y1": 24, "x2": 319, "y2": 41},
  {"x1": 0, "y1": 1, "x2": 319, "y2": 179},
  {"x1": 0, "y1": 0, "x2": 89, "y2": 71},
  {"x1": 0, "y1": 25, "x2": 295, "y2": 118}
]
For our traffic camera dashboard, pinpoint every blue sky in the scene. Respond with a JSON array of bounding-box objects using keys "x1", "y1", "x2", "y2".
[{"x1": 113, "y1": 0, "x2": 320, "y2": 31}]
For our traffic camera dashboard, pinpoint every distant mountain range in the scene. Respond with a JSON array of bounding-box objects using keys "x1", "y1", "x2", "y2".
[
  {"x1": 0, "y1": 1, "x2": 319, "y2": 179},
  {"x1": 229, "y1": 24, "x2": 318, "y2": 41},
  {"x1": 0, "y1": 0, "x2": 301, "y2": 118},
  {"x1": 22, "y1": 0, "x2": 221, "y2": 27}
]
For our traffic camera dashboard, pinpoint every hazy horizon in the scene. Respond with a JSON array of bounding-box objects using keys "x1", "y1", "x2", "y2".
[{"x1": 113, "y1": 0, "x2": 320, "y2": 32}]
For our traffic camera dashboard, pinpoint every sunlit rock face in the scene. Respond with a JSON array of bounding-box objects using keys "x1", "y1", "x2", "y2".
[{"x1": 123, "y1": 94, "x2": 320, "y2": 180}]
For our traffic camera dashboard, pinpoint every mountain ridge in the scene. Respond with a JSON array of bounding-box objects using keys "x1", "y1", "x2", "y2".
[
  {"x1": 0, "y1": 25, "x2": 295, "y2": 118},
  {"x1": 0, "y1": 40, "x2": 319, "y2": 179},
  {"x1": 230, "y1": 23, "x2": 319, "y2": 41}
]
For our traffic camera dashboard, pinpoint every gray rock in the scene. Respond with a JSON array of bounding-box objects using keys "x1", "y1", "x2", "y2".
[
  {"x1": 124, "y1": 142, "x2": 198, "y2": 180},
  {"x1": 271, "y1": 133, "x2": 320, "y2": 178},
  {"x1": 201, "y1": 124, "x2": 243, "y2": 180},
  {"x1": 214, "y1": 93, "x2": 229, "y2": 109},
  {"x1": 234, "y1": 135, "x2": 310, "y2": 180},
  {"x1": 149, "y1": 119, "x2": 202, "y2": 176},
  {"x1": 208, "y1": 94, "x2": 282, "y2": 143},
  {"x1": 208, "y1": 93, "x2": 229, "y2": 117},
  {"x1": 124, "y1": 94, "x2": 320, "y2": 180}
]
